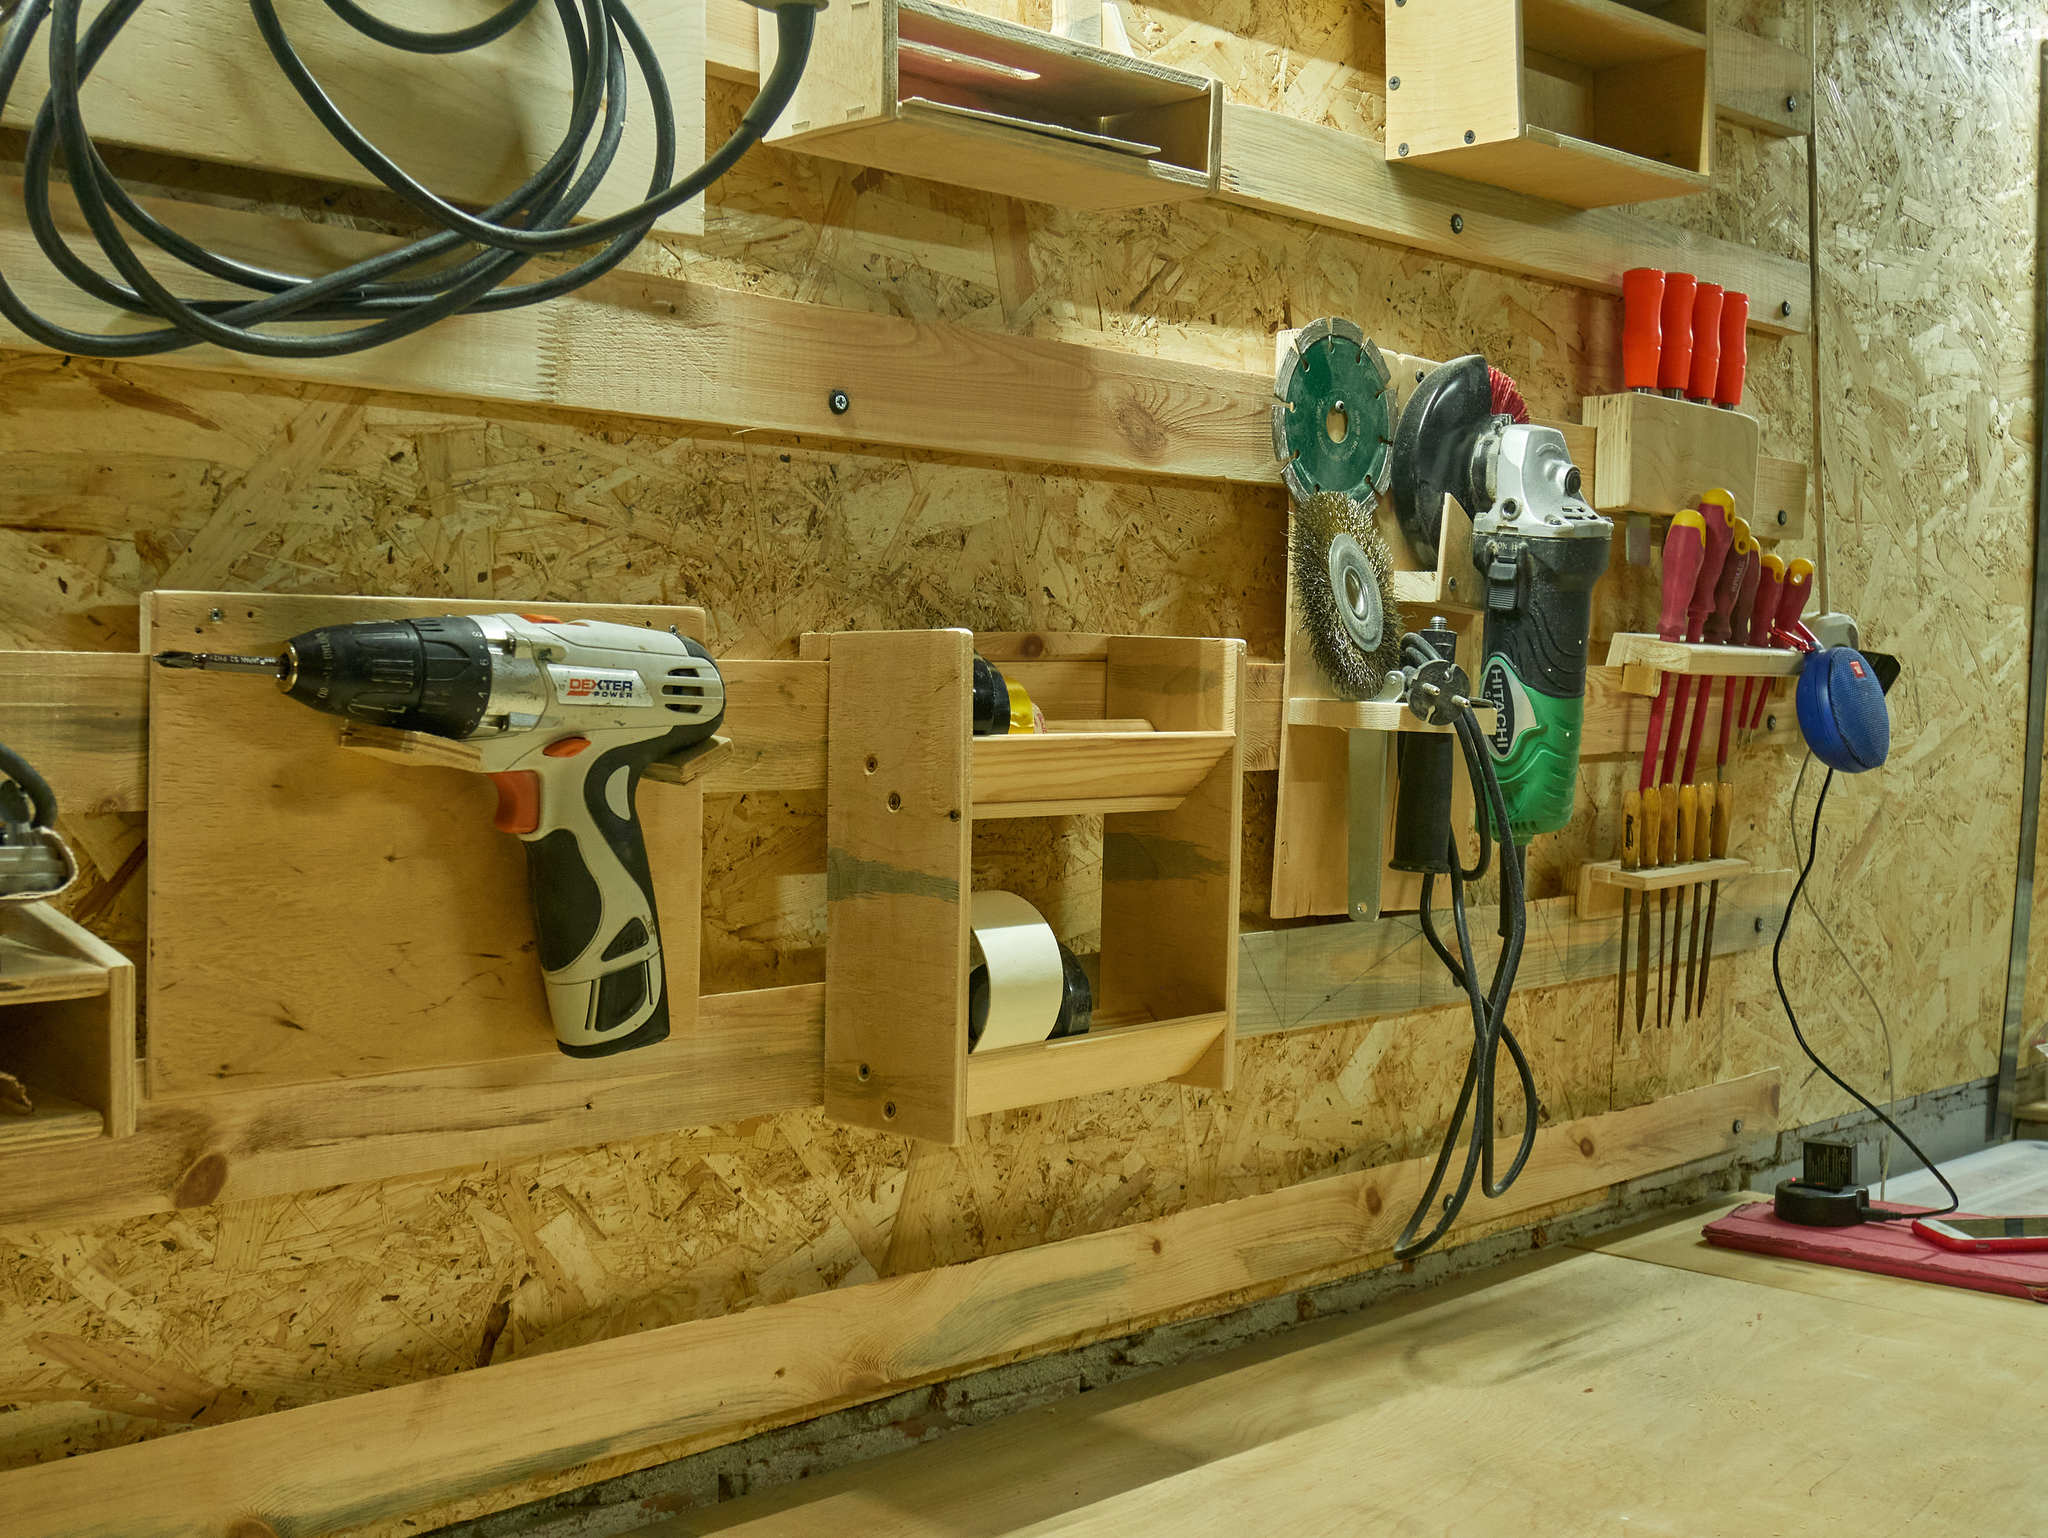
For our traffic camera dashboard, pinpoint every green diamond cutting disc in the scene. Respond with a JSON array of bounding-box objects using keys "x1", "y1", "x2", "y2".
[{"x1": 1272, "y1": 318, "x2": 1395, "y2": 506}]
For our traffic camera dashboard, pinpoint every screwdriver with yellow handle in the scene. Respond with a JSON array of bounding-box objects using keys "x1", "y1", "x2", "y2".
[{"x1": 1630, "y1": 508, "x2": 1706, "y2": 1032}]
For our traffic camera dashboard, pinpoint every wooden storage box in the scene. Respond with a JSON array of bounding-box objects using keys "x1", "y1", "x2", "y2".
[
  {"x1": 1385, "y1": 0, "x2": 1711, "y2": 207},
  {"x1": 0, "y1": 902, "x2": 135, "y2": 1149},
  {"x1": 1582, "y1": 392, "x2": 1761, "y2": 519},
  {"x1": 813, "y1": 629, "x2": 1243, "y2": 1143},
  {"x1": 759, "y1": 0, "x2": 1221, "y2": 210}
]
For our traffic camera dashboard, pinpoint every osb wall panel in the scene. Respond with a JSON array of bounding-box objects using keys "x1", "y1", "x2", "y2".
[{"x1": 0, "y1": 1, "x2": 2028, "y2": 1532}]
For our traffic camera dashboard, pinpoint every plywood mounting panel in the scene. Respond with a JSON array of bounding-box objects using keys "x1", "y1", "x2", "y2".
[{"x1": 143, "y1": 591, "x2": 709, "y2": 1097}]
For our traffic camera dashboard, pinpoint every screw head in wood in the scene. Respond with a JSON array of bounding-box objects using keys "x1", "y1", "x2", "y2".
[
  {"x1": 1780, "y1": 300, "x2": 1793, "y2": 317},
  {"x1": 209, "y1": 607, "x2": 224, "y2": 622},
  {"x1": 1777, "y1": 509, "x2": 1788, "y2": 525},
  {"x1": 858, "y1": 1062, "x2": 871, "y2": 1081},
  {"x1": 1754, "y1": 916, "x2": 1765, "y2": 934},
  {"x1": 883, "y1": 1101, "x2": 898, "y2": 1119},
  {"x1": 864, "y1": 754, "x2": 878, "y2": 774},
  {"x1": 1450, "y1": 213, "x2": 1464, "y2": 233},
  {"x1": 1766, "y1": 714, "x2": 1777, "y2": 731},
  {"x1": 829, "y1": 389, "x2": 851, "y2": 414},
  {"x1": 1785, "y1": 94, "x2": 1799, "y2": 112},
  {"x1": 1389, "y1": 75, "x2": 1400, "y2": 89},
  {"x1": 1732, "y1": 1119, "x2": 1745, "y2": 1134},
  {"x1": 1398, "y1": 142, "x2": 1409, "y2": 156},
  {"x1": 1463, "y1": 130, "x2": 1475, "y2": 143},
  {"x1": 887, "y1": 791, "x2": 902, "y2": 811}
]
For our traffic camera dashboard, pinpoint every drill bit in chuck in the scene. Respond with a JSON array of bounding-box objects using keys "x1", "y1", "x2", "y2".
[{"x1": 153, "y1": 651, "x2": 285, "y2": 675}]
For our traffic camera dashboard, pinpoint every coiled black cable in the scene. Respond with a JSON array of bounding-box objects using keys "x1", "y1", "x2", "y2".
[
  {"x1": 0, "y1": 0, "x2": 822, "y2": 357},
  {"x1": 1393, "y1": 632, "x2": 1537, "y2": 1259}
]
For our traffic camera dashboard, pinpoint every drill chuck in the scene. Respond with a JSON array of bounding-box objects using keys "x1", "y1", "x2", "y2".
[{"x1": 281, "y1": 616, "x2": 494, "y2": 737}]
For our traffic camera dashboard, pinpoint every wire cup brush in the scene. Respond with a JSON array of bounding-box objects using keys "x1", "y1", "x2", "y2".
[{"x1": 1292, "y1": 490, "x2": 1402, "y2": 700}]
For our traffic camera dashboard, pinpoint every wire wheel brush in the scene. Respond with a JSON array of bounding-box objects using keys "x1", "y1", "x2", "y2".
[{"x1": 1293, "y1": 490, "x2": 1402, "y2": 699}]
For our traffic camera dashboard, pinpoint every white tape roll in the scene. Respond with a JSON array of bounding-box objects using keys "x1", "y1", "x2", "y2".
[{"x1": 967, "y1": 890, "x2": 1065, "y2": 1053}]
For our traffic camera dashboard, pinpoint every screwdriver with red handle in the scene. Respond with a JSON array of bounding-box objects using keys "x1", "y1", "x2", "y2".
[
  {"x1": 1744, "y1": 557, "x2": 1816, "y2": 740},
  {"x1": 1716, "y1": 292, "x2": 1749, "y2": 408},
  {"x1": 1686, "y1": 283, "x2": 1724, "y2": 404},
  {"x1": 1631, "y1": 508, "x2": 1707, "y2": 1032},
  {"x1": 1665, "y1": 498, "x2": 1741, "y2": 1027},
  {"x1": 1729, "y1": 552, "x2": 1784, "y2": 746},
  {"x1": 1657, "y1": 273, "x2": 1697, "y2": 397},
  {"x1": 1623, "y1": 268, "x2": 1665, "y2": 392},
  {"x1": 1680, "y1": 525, "x2": 1754, "y2": 1019},
  {"x1": 1658, "y1": 493, "x2": 1734, "y2": 787}
]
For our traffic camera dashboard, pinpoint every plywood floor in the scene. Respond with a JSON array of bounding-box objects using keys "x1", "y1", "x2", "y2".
[{"x1": 640, "y1": 1185, "x2": 2048, "y2": 1538}]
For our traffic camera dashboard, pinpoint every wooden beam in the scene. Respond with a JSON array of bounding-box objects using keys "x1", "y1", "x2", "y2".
[
  {"x1": 0, "y1": 1071, "x2": 1780, "y2": 1538},
  {"x1": 1238, "y1": 881, "x2": 1789, "y2": 1036},
  {"x1": 0, "y1": 182, "x2": 1279, "y2": 486},
  {"x1": 1712, "y1": 26, "x2": 1814, "y2": 138},
  {"x1": 1218, "y1": 105, "x2": 1809, "y2": 336},
  {"x1": 0, "y1": 983, "x2": 823, "y2": 1230}
]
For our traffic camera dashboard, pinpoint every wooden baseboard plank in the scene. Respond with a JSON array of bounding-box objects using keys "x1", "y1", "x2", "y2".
[{"x1": 0, "y1": 1071, "x2": 1778, "y2": 1538}]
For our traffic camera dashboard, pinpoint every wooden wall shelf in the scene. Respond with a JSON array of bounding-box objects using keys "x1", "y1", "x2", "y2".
[
  {"x1": 1385, "y1": 0, "x2": 1711, "y2": 207},
  {"x1": 1577, "y1": 857, "x2": 1772, "y2": 921},
  {"x1": 1606, "y1": 634, "x2": 1806, "y2": 692},
  {"x1": 817, "y1": 629, "x2": 1243, "y2": 1143},
  {"x1": 0, "y1": 902, "x2": 135, "y2": 1150},
  {"x1": 1582, "y1": 392, "x2": 1760, "y2": 520},
  {"x1": 759, "y1": 0, "x2": 1221, "y2": 210}
]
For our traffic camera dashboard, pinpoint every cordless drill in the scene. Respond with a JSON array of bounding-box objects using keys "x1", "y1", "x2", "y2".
[{"x1": 157, "y1": 614, "x2": 724, "y2": 1057}]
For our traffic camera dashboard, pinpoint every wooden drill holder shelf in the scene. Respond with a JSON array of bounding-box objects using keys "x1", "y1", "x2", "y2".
[
  {"x1": 0, "y1": 901, "x2": 136, "y2": 1150},
  {"x1": 808, "y1": 627, "x2": 1244, "y2": 1144},
  {"x1": 758, "y1": 0, "x2": 1221, "y2": 210},
  {"x1": 1582, "y1": 392, "x2": 1761, "y2": 522},
  {"x1": 1385, "y1": 0, "x2": 1713, "y2": 208}
]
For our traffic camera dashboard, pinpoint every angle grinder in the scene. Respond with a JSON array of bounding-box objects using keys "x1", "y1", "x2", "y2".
[{"x1": 1391, "y1": 356, "x2": 1612, "y2": 843}]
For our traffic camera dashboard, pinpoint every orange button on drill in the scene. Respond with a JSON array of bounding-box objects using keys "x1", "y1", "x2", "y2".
[
  {"x1": 542, "y1": 736, "x2": 590, "y2": 758},
  {"x1": 489, "y1": 770, "x2": 541, "y2": 834}
]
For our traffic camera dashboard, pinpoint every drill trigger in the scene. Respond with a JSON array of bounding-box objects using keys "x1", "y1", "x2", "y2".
[{"x1": 489, "y1": 770, "x2": 542, "y2": 835}]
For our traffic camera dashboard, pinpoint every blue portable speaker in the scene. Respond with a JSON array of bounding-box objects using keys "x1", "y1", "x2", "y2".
[{"x1": 1796, "y1": 647, "x2": 1891, "y2": 772}]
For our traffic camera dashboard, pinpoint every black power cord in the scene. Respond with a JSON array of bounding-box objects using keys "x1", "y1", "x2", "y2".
[
  {"x1": 1394, "y1": 633, "x2": 1536, "y2": 1259},
  {"x1": 0, "y1": 0, "x2": 824, "y2": 358},
  {"x1": 1775, "y1": 764, "x2": 1959, "y2": 1220}
]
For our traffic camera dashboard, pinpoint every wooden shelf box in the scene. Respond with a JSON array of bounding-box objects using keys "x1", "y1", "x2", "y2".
[
  {"x1": 1385, "y1": 0, "x2": 1712, "y2": 207},
  {"x1": 816, "y1": 629, "x2": 1243, "y2": 1143},
  {"x1": 759, "y1": 0, "x2": 1221, "y2": 210},
  {"x1": 0, "y1": 902, "x2": 135, "y2": 1150}
]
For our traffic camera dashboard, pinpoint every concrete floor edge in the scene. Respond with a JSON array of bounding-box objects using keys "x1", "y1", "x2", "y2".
[{"x1": 431, "y1": 1076, "x2": 1997, "y2": 1538}]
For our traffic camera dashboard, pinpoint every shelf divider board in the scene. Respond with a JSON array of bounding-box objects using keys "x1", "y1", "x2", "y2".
[
  {"x1": 823, "y1": 629, "x2": 974, "y2": 1142},
  {"x1": 1097, "y1": 637, "x2": 1242, "y2": 1092},
  {"x1": 971, "y1": 729, "x2": 1232, "y2": 819},
  {"x1": 963, "y1": 1012, "x2": 1229, "y2": 1117}
]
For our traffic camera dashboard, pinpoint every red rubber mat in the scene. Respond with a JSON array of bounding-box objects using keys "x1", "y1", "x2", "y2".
[{"x1": 1703, "y1": 1201, "x2": 2048, "y2": 1303}]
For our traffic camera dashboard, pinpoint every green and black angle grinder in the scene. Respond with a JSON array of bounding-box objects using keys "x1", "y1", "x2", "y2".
[{"x1": 1391, "y1": 356, "x2": 1612, "y2": 845}]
